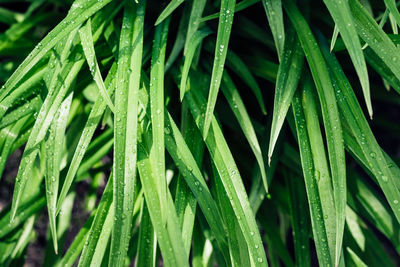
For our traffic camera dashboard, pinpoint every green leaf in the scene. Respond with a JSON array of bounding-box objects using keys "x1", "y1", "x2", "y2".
[
  {"x1": 262, "y1": 0, "x2": 285, "y2": 58},
  {"x1": 345, "y1": 247, "x2": 368, "y2": 267},
  {"x1": 383, "y1": 0, "x2": 400, "y2": 28},
  {"x1": 184, "y1": 0, "x2": 207, "y2": 54},
  {"x1": 183, "y1": 70, "x2": 268, "y2": 266},
  {"x1": 79, "y1": 18, "x2": 115, "y2": 113},
  {"x1": 284, "y1": 169, "x2": 311, "y2": 267},
  {"x1": 212, "y1": 164, "x2": 250, "y2": 267},
  {"x1": 2, "y1": 0, "x2": 400, "y2": 265},
  {"x1": 347, "y1": 169, "x2": 399, "y2": 246},
  {"x1": 345, "y1": 206, "x2": 396, "y2": 266},
  {"x1": 165, "y1": 2, "x2": 190, "y2": 71},
  {"x1": 0, "y1": 13, "x2": 54, "y2": 55},
  {"x1": 0, "y1": 96, "x2": 41, "y2": 130},
  {"x1": 10, "y1": 28, "x2": 82, "y2": 221},
  {"x1": 0, "y1": 115, "x2": 30, "y2": 178},
  {"x1": 283, "y1": 1, "x2": 346, "y2": 264},
  {"x1": 173, "y1": 104, "x2": 203, "y2": 257},
  {"x1": 0, "y1": 7, "x2": 23, "y2": 24},
  {"x1": 136, "y1": 201, "x2": 156, "y2": 267},
  {"x1": 44, "y1": 92, "x2": 72, "y2": 254},
  {"x1": 78, "y1": 174, "x2": 113, "y2": 267},
  {"x1": 221, "y1": 72, "x2": 268, "y2": 192},
  {"x1": 149, "y1": 16, "x2": 170, "y2": 225},
  {"x1": 203, "y1": 0, "x2": 236, "y2": 138},
  {"x1": 155, "y1": 0, "x2": 185, "y2": 25},
  {"x1": 110, "y1": 1, "x2": 145, "y2": 265},
  {"x1": 43, "y1": 191, "x2": 75, "y2": 266},
  {"x1": 268, "y1": 25, "x2": 303, "y2": 164},
  {"x1": 349, "y1": 0, "x2": 400, "y2": 95},
  {"x1": 137, "y1": 144, "x2": 189, "y2": 267},
  {"x1": 76, "y1": 128, "x2": 113, "y2": 178},
  {"x1": 324, "y1": 0, "x2": 372, "y2": 118},
  {"x1": 330, "y1": 24, "x2": 339, "y2": 52},
  {"x1": 0, "y1": 63, "x2": 46, "y2": 119},
  {"x1": 321, "y1": 39, "x2": 400, "y2": 225},
  {"x1": 164, "y1": 111, "x2": 230, "y2": 262},
  {"x1": 200, "y1": 0, "x2": 260, "y2": 22},
  {"x1": 291, "y1": 91, "x2": 332, "y2": 266},
  {"x1": 57, "y1": 215, "x2": 95, "y2": 267},
  {"x1": 364, "y1": 46, "x2": 400, "y2": 94},
  {"x1": 301, "y1": 78, "x2": 336, "y2": 263},
  {"x1": 259, "y1": 205, "x2": 294, "y2": 267},
  {"x1": 180, "y1": 28, "x2": 212, "y2": 101},
  {"x1": 56, "y1": 63, "x2": 117, "y2": 213},
  {"x1": 0, "y1": 196, "x2": 45, "y2": 239},
  {"x1": 0, "y1": 0, "x2": 113, "y2": 102},
  {"x1": 139, "y1": 71, "x2": 219, "y2": 266},
  {"x1": 225, "y1": 49, "x2": 267, "y2": 115},
  {"x1": 10, "y1": 216, "x2": 35, "y2": 261},
  {"x1": 140, "y1": 72, "x2": 229, "y2": 260}
]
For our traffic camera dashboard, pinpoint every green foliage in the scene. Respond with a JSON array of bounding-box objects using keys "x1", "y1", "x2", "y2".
[{"x1": 0, "y1": 0, "x2": 399, "y2": 266}]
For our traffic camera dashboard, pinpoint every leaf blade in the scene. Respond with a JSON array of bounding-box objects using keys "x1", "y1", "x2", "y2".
[
  {"x1": 79, "y1": 18, "x2": 115, "y2": 113},
  {"x1": 149, "y1": 16, "x2": 170, "y2": 225},
  {"x1": 110, "y1": 1, "x2": 145, "y2": 265},
  {"x1": 268, "y1": 25, "x2": 303, "y2": 164},
  {"x1": 0, "y1": 0, "x2": 113, "y2": 102},
  {"x1": 203, "y1": 0, "x2": 236, "y2": 138},
  {"x1": 324, "y1": 0, "x2": 372, "y2": 118}
]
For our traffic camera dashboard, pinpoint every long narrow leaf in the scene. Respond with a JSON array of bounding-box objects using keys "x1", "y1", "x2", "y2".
[
  {"x1": 383, "y1": 0, "x2": 400, "y2": 28},
  {"x1": 183, "y1": 70, "x2": 268, "y2": 266},
  {"x1": 56, "y1": 63, "x2": 117, "y2": 213},
  {"x1": 110, "y1": 1, "x2": 145, "y2": 265},
  {"x1": 221, "y1": 72, "x2": 268, "y2": 192},
  {"x1": 301, "y1": 78, "x2": 336, "y2": 262},
  {"x1": 321, "y1": 39, "x2": 400, "y2": 224},
  {"x1": 11, "y1": 29, "x2": 82, "y2": 220},
  {"x1": 136, "y1": 201, "x2": 156, "y2": 267},
  {"x1": 149, "y1": 17, "x2": 170, "y2": 225},
  {"x1": 155, "y1": 0, "x2": 185, "y2": 25},
  {"x1": 44, "y1": 92, "x2": 72, "y2": 254},
  {"x1": 0, "y1": 0, "x2": 113, "y2": 102},
  {"x1": 349, "y1": 0, "x2": 400, "y2": 92},
  {"x1": 79, "y1": 19, "x2": 115, "y2": 113},
  {"x1": 283, "y1": 1, "x2": 346, "y2": 264},
  {"x1": 268, "y1": 26, "x2": 303, "y2": 164},
  {"x1": 180, "y1": 28, "x2": 212, "y2": 100},
  {"x1": 324, "y1": 0, "x2": 371, "y2": 118},
  {"x1": 184, "y1": 0, "x2": 207, "y2": 54},
  {"x1": 291, "y1": 91, "x2": 332, "y2": 266},
  {"x1": 78, "y1": 174, "x2": 113, "y2": 267},
  {"x1": 262, "y1": 0, "x2": 285, "y2": 58},
  {"x1": 203, "y1": 0, "x2": 236, "y2": 137}
]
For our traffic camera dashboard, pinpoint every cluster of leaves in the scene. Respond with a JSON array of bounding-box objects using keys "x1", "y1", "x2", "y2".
[{"x1": 0, "y1": 0, "x2": 400, "y2": 266}]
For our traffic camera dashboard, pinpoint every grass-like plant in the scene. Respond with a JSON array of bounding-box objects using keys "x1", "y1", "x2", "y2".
[{"x1": 0, "y1": 0, "x2": 400, "y2": 266}]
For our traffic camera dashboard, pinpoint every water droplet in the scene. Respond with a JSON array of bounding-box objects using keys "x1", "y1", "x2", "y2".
[{"x1": 315, "y1": 170, "x2": 320, "y2": 182}]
